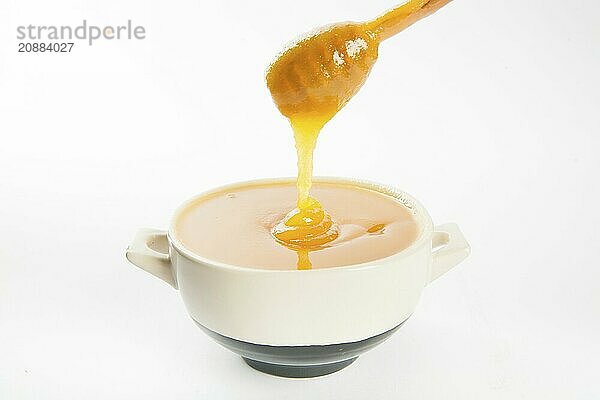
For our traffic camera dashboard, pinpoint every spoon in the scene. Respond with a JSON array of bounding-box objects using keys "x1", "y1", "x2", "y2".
[{"x1": 266, "y1": 0, "x2": 453, "y2": 122}]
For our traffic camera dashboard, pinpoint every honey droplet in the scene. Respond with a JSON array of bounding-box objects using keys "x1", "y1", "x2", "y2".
[{"x1": 367, "y1": 223, "x2": 386, "y2": 234}]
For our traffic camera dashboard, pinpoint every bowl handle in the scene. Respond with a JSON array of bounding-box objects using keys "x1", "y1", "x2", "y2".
[
  {"x1": 125, "y1": 228, "x2": 178, "y2": 289},
  {"x1": 429, "y1": 223, "x2": 470, "y2": 283}
]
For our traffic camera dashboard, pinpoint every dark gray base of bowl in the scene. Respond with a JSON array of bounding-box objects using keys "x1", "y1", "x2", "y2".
[
  {"x1": 242, "y1": 356, "x2": 358, "y2": 378},
  {"x1": 194, "y1": 317, "x2": 408, "y2": 378}
]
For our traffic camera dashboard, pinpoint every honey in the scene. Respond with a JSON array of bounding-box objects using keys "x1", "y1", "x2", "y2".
[
  {"x1": 174, "y1": 182, "x2": 419, "y2": 270},
  {"x1": 265, "y1": 0, "x2": 451, "y2": 268}
]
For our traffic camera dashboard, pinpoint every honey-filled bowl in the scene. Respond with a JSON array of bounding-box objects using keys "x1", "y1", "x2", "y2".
[{"x1": 126, "y1": 177, "x2": 470, "y2": 378}]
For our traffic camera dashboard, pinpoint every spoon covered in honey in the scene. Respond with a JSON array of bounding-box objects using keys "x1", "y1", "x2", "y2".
[{"x1": 266, "y1": 0, "x2": 453, "y2": 128}]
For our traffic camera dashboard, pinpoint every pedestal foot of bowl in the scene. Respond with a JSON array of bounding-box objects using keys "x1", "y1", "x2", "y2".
[{"x1": 242, "y1": 356, "x2": 357, "y2": 378}]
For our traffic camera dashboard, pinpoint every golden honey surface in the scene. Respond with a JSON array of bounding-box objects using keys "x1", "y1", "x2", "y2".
[{"x1": 175, "y1": 182, "x2": 418, "y2": 270}]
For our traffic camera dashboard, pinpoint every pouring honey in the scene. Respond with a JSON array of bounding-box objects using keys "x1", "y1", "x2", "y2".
[{"x1": 266, "y1": 0, "x2": 452, "y2": 268}]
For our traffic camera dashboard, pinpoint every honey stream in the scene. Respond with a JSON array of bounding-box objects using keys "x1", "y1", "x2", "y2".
[{"x1": 266, "y1": 0, "x2": 452, "y2": 268}]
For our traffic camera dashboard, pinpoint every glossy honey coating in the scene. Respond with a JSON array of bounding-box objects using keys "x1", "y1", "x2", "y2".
[
  {"x1": 266, "y1": 22, "x2": 379, "y2": 125},
  {"x1": 265, "y1": 0, "x2": 452, "y2": 123}
]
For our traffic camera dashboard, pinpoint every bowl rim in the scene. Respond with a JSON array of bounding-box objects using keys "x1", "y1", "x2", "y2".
[{"x1": 167, "y1": 176, "x2": 434, "y2": 273}]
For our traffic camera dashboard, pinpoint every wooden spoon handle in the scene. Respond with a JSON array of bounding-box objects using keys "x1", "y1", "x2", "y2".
[{"x1": 367, "y1": 0, "x2": 453, "y2": 42}]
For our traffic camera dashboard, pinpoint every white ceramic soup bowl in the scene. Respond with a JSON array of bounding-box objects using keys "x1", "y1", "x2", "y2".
[{"x1": 126, "y1": 177, "x2": 470, "y2": 378}]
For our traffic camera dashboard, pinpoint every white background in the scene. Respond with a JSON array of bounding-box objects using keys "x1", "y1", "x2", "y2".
[{"x1": 1, "y1": 0, "x2": 599, "y2": 398}]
